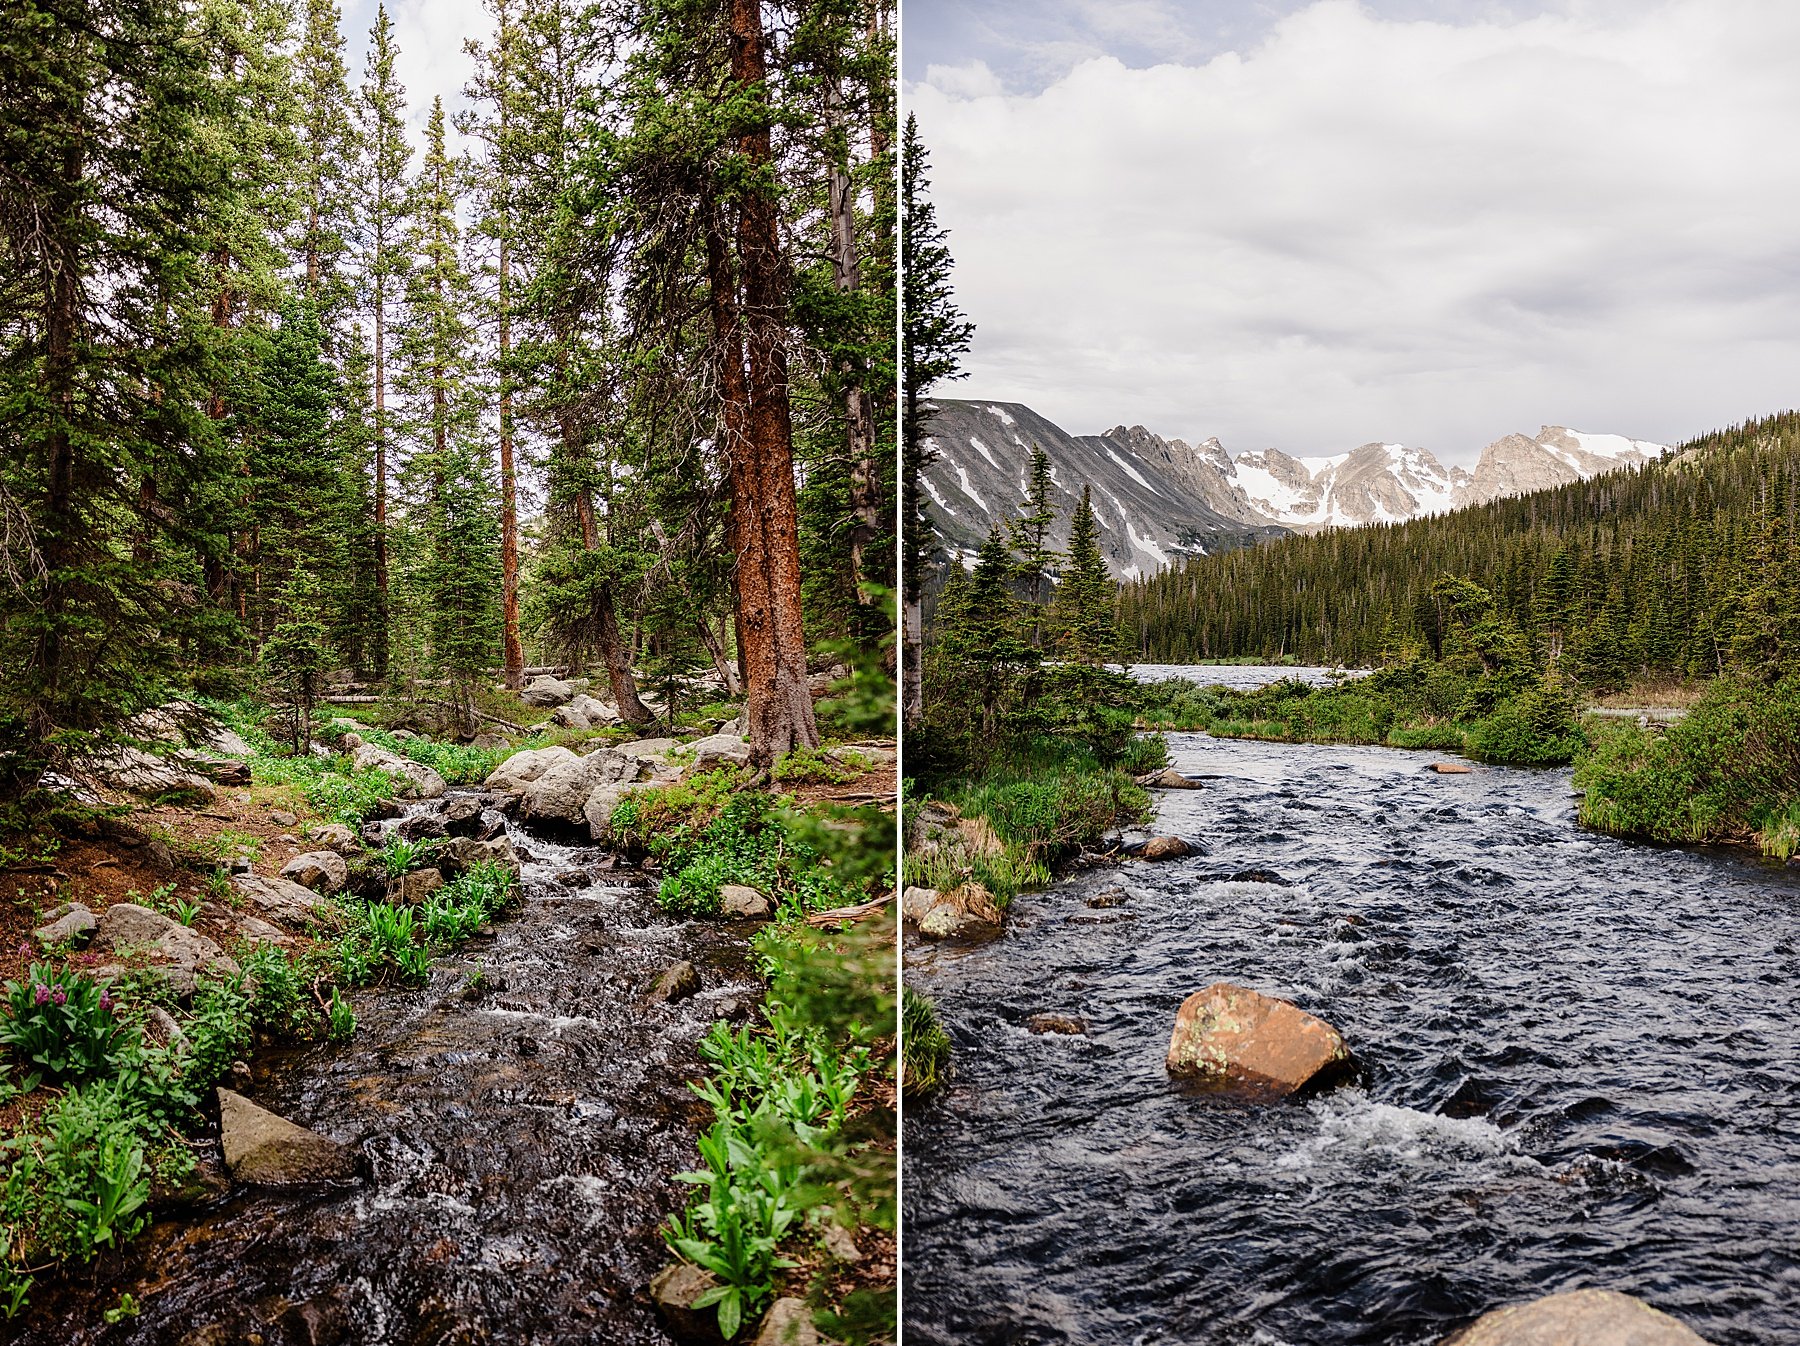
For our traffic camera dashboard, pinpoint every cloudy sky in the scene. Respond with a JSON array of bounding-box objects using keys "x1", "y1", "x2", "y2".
[
  {"x1": 343, "y1": 0, "x2": 484, "y2": 149},
  {"x1": 904, "y1": 0, "x2": 1800, "y2": 463}
]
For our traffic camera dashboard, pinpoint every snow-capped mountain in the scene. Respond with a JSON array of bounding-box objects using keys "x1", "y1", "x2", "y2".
[
  {"x1": 918, "y1": 401, "x2": 1286, "y2": 580},
  {"x1": 1460, "y1": 427, "x2": 1663, "y2": 505},
  {"x1": 919, "y1": 400, "x2": 1668, "y2": 577}
]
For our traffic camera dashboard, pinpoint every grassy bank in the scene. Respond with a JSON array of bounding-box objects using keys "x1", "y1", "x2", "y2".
[
  {"x1": 904, "y1": 735, "x2": 1162, "y2": 908},
  {"x1": 610, "y1": 769, "x2": 898, "y2": 1342},
  {"x1": 1575, "y1": 678, "x2": 1800, "y2": 859},
  {"x1": 1137, "y1": 665, "x2": 1588, "y2": 767}
]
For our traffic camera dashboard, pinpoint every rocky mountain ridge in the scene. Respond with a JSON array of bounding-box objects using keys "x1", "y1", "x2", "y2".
[{"x1": 921, "y1": 399, "x2": 1666, "y2": 576}]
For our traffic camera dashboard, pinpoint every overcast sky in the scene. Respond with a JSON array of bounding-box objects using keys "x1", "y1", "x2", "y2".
[
  {"x1": 343, "y1": 0, "x2": 482, "y2": 150},
  {"x1": 904, "y1": 0, "x2": 1800, "y2": 463}
]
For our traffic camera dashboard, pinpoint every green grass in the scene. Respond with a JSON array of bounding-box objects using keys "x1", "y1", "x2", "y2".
[{"x1": 900, "y1": 989, "x2": 950, "y2": 1097}]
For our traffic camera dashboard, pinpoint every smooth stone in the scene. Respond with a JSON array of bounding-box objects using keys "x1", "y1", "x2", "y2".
[
  {"x1": 232, "y1": 873, "x2": 328, "y2": 926},
  {"x1": 1442, "y1": 1289, "x2": 1709, "y2": 1346},
  {"x1": 1027, "y1": 1013, "x2": 1087, "y2": 1036},
  {"x1": 34, "y1": 902, "x2": 97, "y2": 948},
  {"x1": 397, "y1": 868, "x2": 444, "y2": 905},
  {"x1": 1139, "y1": 767, "x2": 1204, "y2": 789},
  {"x1": 1428, "y1": 762, "x2": 1474, "y2": 774},
  {"x1": 1166, "y1": 981, "x2": 1352, "y2": 1098},
  {"x1": 720, "y1": 884, "x2": 772, "y2": 918},
  {"x1": 309, "y1": 822, "x2": 363, "y2": 855},
  {"x1": 752, "y1": 1298, "x2": 819, "y2": 1346},
  {"x1": 1139, "y1": 835, "x2": 1193, "y2": 860},
  {"x1": 216, "y1": 1088, "x2": 356, "y2": 1186},
  {"x1": 649, "y1": 1262, "x2": 722, "y2": 1341},
  {"x1": 649, "y1": 960, "x2": 700, "y2": 1004},
  {"x1": 279, "y1": 850, "x2": 348, "y2": 894}
]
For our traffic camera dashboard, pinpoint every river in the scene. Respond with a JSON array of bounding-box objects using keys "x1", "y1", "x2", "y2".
[
  {"x1": 13, "y1": 799, "x2": 757, "y2": 1346},
  {"x1": 902, "y1": 728, "x2": 1800, "y2": 1345}
]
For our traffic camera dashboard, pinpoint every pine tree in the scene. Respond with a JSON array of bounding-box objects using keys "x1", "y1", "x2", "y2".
[
  {"x1": 1050, "y1": 487, "x2": 1122, "y2": 665},
  {"x1": 1009, "y1": 443, "x2": 1059, "y2": 646},
  {"x1": 0, "y1": 0, "x2": 234, "y2": 783},
  {"x1": 249, "y1": 298, "x2": 347, "y2": 638},
  {"x1": 292, "y1": 0, "x2": 359, "y2": 335},
  {"x1": 261, "y1": 570, "x2": 331, "y2": 752},
  {"x1": 900, "y1": 113, "x2": 974, "y2": 727},
  {"x1": 356, "y1": 3, "x2": 411, "y2": 678},
  {"x1": 461, "y1": 0, "x2": 527, "y2": 691}
]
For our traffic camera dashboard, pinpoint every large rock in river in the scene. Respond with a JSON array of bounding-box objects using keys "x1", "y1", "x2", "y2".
[
  {"x1": 1166, "y1": 982, "x2": 1351, "y2": 1097},
  {"x1": 1442, "y1": 1289, "x2": 1709, "y2": 1345},
  {"x1": 902, "y1": 883, "x2": 1002, "y2": 939},
  {"x1": 217, "y1": 1088, "x2": 357, "y2": 1186},
  {"x1": 522, "y1": 748, "x2": 633, "y2": 826},
  {"x1": 485, "y1": 744, "x2": 580, "y2": 796}
]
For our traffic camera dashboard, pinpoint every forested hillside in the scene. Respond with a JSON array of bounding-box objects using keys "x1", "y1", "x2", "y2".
[
  {"x1": 1121, "y1": 411, "x2": 1800, "y2": 686},
  {"x1": 0, "y1": 0, "x2": 895, "y2": 781}
]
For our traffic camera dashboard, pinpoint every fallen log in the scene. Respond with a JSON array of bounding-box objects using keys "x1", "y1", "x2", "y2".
[{"x1": 805, "y1": 893, "x2": 894, "y2": 928}]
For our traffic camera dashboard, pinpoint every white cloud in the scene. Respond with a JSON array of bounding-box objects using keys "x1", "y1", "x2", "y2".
[{"x1": 907, "y1": 0, "x2": 1800, "y2": 461}]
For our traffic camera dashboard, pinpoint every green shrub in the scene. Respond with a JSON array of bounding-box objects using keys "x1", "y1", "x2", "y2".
[{"x1": 1575, "y1": 678, "x2": 1800, "y2": 854}]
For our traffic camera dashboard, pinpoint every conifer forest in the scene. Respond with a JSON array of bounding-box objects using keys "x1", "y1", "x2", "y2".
[{"x1": 0, "y1": 0, "x2": 897, "y2": 1341}]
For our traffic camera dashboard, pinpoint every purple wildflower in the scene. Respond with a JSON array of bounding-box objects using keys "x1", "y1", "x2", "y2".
[
  {"x1": 99, "y1": 992, "x2": 114, "y2": 1013},
  {"x1": 33, "y1": 983, "x2": 50, "y2": 1005},
  {"x1": 16, "y1": 943, "x2": 29, "y2": 958},
  {"x1": 51, "y1": 987, "x2": 67, "y2": 1006}
]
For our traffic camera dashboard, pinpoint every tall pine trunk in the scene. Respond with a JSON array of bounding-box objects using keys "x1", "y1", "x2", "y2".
[
  {"x1": 498, "y1": 237, "x2": 524, "y2": 689},
  {"x1": 372, "y1": 273, "x2": 390, "y2": 676},
  {"x1": 562, "y1": 403, "x2": 653, "y2": 724},
  {"x1": 826, "y1": 83, "x2": 879, "y2": 612},
  {"x1": 725, "y1": 0, "x2": 820, "y2": 767}
]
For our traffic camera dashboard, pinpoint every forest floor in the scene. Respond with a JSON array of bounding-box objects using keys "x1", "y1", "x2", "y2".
[{"x1": 1, "y1": 692, "x2": 899, "y2": 1342}]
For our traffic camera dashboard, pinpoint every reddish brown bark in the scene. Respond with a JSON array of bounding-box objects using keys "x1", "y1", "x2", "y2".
[{"x1": 722, "y1": 0, "x2": 820, "y2": 767}]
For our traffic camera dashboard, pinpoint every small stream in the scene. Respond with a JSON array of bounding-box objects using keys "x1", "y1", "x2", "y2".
[
  {"x1": 902, "y1": 729, "x2": 1800, "y2": 1345},
  {"x1": 13, "y1": 796, "x2": 757, "y2": 1345}
]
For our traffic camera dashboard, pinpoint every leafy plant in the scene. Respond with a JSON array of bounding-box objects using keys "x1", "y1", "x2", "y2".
[
  {"x1": 0, "y1": 965, "x2": 132, "y2": 1082},
  {"x1": 173, "y1": 896, "x2": 204, "y2": 927},
  {"x1": 326, "y1": 989, "x2": 356, "y2": 1042},
  {"x1": 376, "y1": 835, "x2": 431, "y2": 878}
]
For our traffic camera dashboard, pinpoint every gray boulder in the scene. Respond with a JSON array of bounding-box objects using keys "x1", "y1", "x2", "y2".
[
  {"x1": 308, "y1": 823, "x2": 362, "y2": 856},
  {"x1": 470, "y1": 731, "x2": 511, "y2": 751},
  {"x1": 279, "y1": 851, "x2": 348, "y2": 895},
  {"x1": 649, "y1": 1263, "x2": 722, "y2": 1341},
  {"x1": 95, "y1": 903, "x2": 239, "y2": 998},
  {"x1": 397, "y1": 868, "x2": 444, "y2": 904},
  {"x1": 720, "y1": 884, "x2": 772, "y2": 918},
  {"x1": 903, "y1": 883, "x2": 1003, "y2": 940},
  {"x1": 520, "y1": 675, "x2": 575, "y2": 707},
  {"x1": 83, "y1": 745, "x2": 216, "y2": 802},
  {"x1": 753, "y1": 1298, "x2": 820, "y2": 1346},
  {"x1": 232, "y1": 873, "x2": 328, "y2": 926},
  {"x1": 583, "y1": 780, "x2": 648, "y2": 842},
  {"x1": 485, "y1": 744, "x2": 580, "y2": 796},
  {"x1": 522, "y1": 749, "x2": 633, "y2": 827},
  {"x1": 35, "y1": 902, "x2": 97, "y2": 948},
  {"x1": 217, "y1": 1088, "x2": 356, "y2": 1186},
  {"x1": 648, "y1": 960, "x2": 700, "y2": 1003},
  {"x1": 682, "y1": 733, "x2": 752, "y2": 772},
  {"x1": 350, "y1": 741, "x2": 445, "y2": 800},
  {"x1": 439, "y1": 834, "x2": 520, "y2": 879},
  {"x1": 1442, "y1": 1289, "x2": 1708, "y2": 1345},
  {"x1": 622, "y1": 736, "x2": 677, "y2": 759}
]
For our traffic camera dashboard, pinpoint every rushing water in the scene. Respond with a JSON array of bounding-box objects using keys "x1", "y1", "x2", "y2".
[
  {"x1": 903, "y1": 733, "x2": 1800, "y2": 1346},
  {"x1": 14, "y1": 797, "x2": 757, "y2": 1346}
]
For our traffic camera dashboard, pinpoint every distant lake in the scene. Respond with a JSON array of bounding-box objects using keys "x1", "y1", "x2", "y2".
[{"x1": 1129, "y1": 662, "x2": 1368, "y2": 690}]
